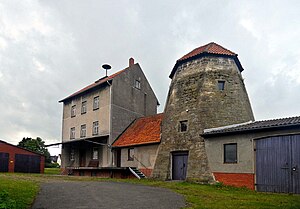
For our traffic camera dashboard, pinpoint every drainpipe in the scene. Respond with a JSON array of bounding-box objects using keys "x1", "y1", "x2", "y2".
[{"x1": 106, "y1": 80, "x2": 113, "y2": 167}]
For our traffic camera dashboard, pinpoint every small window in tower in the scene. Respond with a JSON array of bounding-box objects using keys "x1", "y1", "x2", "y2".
[
  {"x1": 179, "y1": 120, "x2": 188, "y2": 132},
  {"x1": 135, "y1": 80, "x2": 141, "y2": 89},
  {"x1": 218, "y1": 81, "x2": 225, "y2": 91}
]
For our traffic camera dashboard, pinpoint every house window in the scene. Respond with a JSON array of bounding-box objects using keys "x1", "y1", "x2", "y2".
[
  {"x1": 224, "y1": 143, "x2": 237, "y2": 163},
  {"x1": 81, "y1": 101, "x2": 87, "y2": 114},
  {"x1": 218, "y1": 80, "x2": 225, "y2": 91},
  {"x1": 80, "y1": 124, "x2": 86, "y2": 138},
  {"x1": 70, "y1": 127, "x2": 75, "y2": 139},
  {"x1": 135, "y1": 80, "x2": 141, "y2": 89},
  {"x1": 92, "y1": 147, "x2": 99, "y2": 160},
  {"x1": 93, "y1": 121, "x2": 99, "y2": 135},
  {"x1": 179, "y1": 120, "x2": 188, "y2": 132},
  {"x1": 71, "y1": 105, "x2": 76, "y2": 117},
  {"x1": 70, "y1": 148, "x2": 75, "y2": 161},
  {"x1": 93, "y1": 96, "x2": 99, "y2": 110},
  {"x1": 128, "y1": 148, "x2": 134, "y2": 161}
]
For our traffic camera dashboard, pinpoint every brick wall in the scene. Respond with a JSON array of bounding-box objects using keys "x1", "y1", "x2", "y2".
[
  {"x1": 139, "y1": 168, "x2": 152, "y2": 177},
  {"x1": 213, "y1": 172, "x2": 254, "y2": 190}
]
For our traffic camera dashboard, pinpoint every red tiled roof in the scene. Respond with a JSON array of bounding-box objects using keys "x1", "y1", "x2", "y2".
[
  {"x1": 113, "y1": 113, "x2": 164, "y2": 147},
  {"x1": 169, "y1": 42, "x2": 243, "y2": 78},
  {"x1": 59, "y1": 66, "x2": 130, "y2": 102},
  {"x1": 178, "y1": 42, "x2": 236, "y2": 61}
]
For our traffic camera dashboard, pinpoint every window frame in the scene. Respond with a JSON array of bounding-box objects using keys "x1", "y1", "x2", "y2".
[
  {"x1": 80, "y1": 124, "x2": 86, "y2": 138},
  {"x1": 92, "y1": 147, "x2": 99, "y2": 160},
  {"x1": 128, "y1": 148, "x2": 134, "y2": 161},
  {"x1": 70, "y1": 127, "x2": 75, "y2": 139},
  {"x1": 81, "y1": 101, "x2": 87, "y2": 114},
  {"x1": 93, "y1": 96, "x2": 99, "y2": 110},
  {"x1": 71, "y1": 105, "x2": 76, "y2": 117},
  {"x1": 70, "y1": 148, "x2": 75, "y2": 161},
  {"x1": 179, "y1": 120, "x2": 188, "y2": 132},
  {"x1": 134, "y1": 80, "x2": 141, "y2": 90},
  {"x1": 224, "y1": 143, "x2": 238, "y2": 164},
  {"x1": 218, "y1": 80, "x2": 225, "y2": 91},
  {"x1": 92, "y1": 121, "x2": 99, "y2": 135}
]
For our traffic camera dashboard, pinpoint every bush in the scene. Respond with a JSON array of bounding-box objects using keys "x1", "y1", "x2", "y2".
[
  {"x1": 45, "y1": 162, "x2": 60, "y2": 168},
  {"x1": 0, "y1": 190, "x2": 16, "y2": 209}
]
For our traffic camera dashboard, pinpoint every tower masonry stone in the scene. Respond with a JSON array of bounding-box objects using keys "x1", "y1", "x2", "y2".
[{"x1": 152, "y1": 43, "x2": 254, "y2": 181}]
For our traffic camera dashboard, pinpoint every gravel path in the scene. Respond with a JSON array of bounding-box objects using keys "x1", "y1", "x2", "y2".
[{"x1": 31, "y1": 181, "x2": 185, "y2": 209}]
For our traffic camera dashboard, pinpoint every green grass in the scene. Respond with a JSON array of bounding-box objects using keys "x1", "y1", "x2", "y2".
[
  {"x1": 0, "y1": 175, "x2": 39, "y2": 209},
  {"x1": 44, "y1": 167, "x2": 61, "y2": 175},
  {"x1": 0, "y1": 173, "x2": 299, "y2": 209}
]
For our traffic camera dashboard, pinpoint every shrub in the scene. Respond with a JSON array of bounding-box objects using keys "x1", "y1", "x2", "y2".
[{"x1": 0, "y1": 190, "x2": 16, "y2": 209}]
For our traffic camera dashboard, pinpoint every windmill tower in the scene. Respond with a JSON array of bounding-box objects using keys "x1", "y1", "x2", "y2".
[{"x1": 152, "y1": 42, "x2": 254, "y2": 181}]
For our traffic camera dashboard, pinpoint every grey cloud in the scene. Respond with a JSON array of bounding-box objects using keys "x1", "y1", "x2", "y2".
[{"x1": 1, "y1": 0, "x2": 300, "y2": 150}]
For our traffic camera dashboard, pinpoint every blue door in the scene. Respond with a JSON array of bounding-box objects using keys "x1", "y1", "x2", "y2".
[
  {"x1": 256, "y1": 135, "x2": 300, "y2": 193},
  {"x1": 172, "y1": 151, "x2": 188, "y2": 180}
]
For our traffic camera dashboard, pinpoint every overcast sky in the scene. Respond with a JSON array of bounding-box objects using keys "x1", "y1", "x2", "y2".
[{"x1": 1, "y1": 0, "x2": 300, "y2": 155}]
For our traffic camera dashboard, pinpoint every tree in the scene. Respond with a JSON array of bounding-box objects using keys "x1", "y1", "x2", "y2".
[{"x1": 18, "y1": 137, "x2": 51, "y2": 164}]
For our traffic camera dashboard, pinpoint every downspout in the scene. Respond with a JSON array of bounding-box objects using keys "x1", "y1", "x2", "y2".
[{"x1": 107, "y1": 80, "x2": 113, "y2": 166}]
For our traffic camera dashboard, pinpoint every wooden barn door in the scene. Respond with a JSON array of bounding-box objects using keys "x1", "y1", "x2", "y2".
[
  {"x1": 0, "y1": 152, "x2": 9, "y2": 172},
  {"x1": 172, "y1": 151, "x2": 188, "y2": 180},
  {"x1": 14, "y1": 154, "x2": 41, "y2": 173},
  {"x1": 256, "y1": 135, "x2": 300, "y2": 194}
]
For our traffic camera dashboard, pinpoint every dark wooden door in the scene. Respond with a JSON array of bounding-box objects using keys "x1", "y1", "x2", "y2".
[
  {"x1": 79, "y1": 149, "x2": 86, "y2": 167},
  {"x1": 14, "y1": 154, "x2": 40, "y2": 173},
  {"x1": 0, "y1": 152, "x2": 9, "y2": 172},
  {"x1": 256, "y1": 135, "x2": 300, "y2": 194},
  {"x1": 172, "y1": 151, "x2": 188, "y2": 180}
]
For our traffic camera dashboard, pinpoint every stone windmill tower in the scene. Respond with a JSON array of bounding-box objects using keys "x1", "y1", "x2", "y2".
[{"x1": 152, "y1": 42, "x2": 254, "y2": 181}]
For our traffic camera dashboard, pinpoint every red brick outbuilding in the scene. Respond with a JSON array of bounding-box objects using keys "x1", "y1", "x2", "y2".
[{"x1": 0, "y1": 140, "x2": 45, "y2": 173}]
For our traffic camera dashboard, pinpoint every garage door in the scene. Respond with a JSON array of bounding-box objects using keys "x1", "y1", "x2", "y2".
[
  {"x1": 0, "y1": 152, "x2": 9, "y2": 172},
  {"x1": 14, "y1": 154, "x2": 41, "y2": 173},
  {"x1": 256, "y1": 135, "x2": 300, "y2": 193}
]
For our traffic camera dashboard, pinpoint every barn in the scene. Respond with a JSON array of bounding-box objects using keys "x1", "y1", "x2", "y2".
[
  {"x1": 0, "y1": 140, "x2": 45, "y2": 173},
  {"x1": 203, "y1": 116, "x2": 300, "y2": 194}
]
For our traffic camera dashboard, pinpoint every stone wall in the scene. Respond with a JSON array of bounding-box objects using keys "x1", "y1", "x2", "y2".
[{"x1": 152, "y1": 55, "x2": 254, "y2": 181}]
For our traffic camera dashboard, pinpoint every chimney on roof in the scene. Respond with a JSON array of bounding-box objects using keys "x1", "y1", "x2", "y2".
[{"x1": 129, "y1": 57, "x2": 134, "y2": 67}]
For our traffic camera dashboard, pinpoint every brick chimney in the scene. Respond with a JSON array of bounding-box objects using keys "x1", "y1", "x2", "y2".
[{"x1": 129, "y1": 57, "x2": 134, "y2": 67}]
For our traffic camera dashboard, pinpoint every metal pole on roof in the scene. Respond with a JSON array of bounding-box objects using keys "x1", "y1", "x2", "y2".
[{"x1": 102, "y1": 64, "x2": 111, "y2": 77}]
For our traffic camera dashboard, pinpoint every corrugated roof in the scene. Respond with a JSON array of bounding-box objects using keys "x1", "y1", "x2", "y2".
[
  {"x1": 112, "y1": 113, "x2": 163, "y2": 147},
  {"x1": 59, "y1": 66, "x2": 130, "y2": 102},
  {"x1": 178, "y1": 42, "x2": 236, "y2": 61},
  {"x1": 169, "y1": 42, "x2": 243, "y2": 79},
  {"x1": 203, "y1": 116, "x2": 300, "y2": 136}
]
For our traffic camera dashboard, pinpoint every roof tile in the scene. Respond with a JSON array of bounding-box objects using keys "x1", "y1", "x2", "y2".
[
  {"x1": 178, "y1": 42, "x2": 236, "y2": 61},
  {"x1": 113, "y1": 113, "x2": 163, "y2": 147},
  {"x1": 203, "y1": 116, "x2": 300, "y2": 135},
  {"x1": 59, "y1": 66, "x2": 129, "y2": 102}
]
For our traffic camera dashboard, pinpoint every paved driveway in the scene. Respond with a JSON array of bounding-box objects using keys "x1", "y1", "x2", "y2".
[{"x1": 32, "y1": 181, "x2": 185, "y2": 209}]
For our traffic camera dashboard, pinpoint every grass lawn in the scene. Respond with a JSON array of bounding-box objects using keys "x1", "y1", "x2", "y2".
[
  {"x1": 0, "y1": 173, "x2": 299, "y2": 209},
  {"x1": 44, "y1": 167, "x2": 61, "y2": 175}
]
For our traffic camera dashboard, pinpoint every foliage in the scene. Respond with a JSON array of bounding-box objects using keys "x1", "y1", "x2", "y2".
[
  {"x1": 0, "y1": 190, "x2": 16, "y2": 209},
  {"x1": 45, "y1": 162, "x2": 60, "y2": 168},
  {"x1": 18, "y1": 137, "x2": 51, "y2": 163}
]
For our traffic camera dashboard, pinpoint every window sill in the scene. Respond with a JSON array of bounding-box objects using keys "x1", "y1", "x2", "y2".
[{"x1": 93, "y1": 108, "x2": 99, "y2": 111}]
